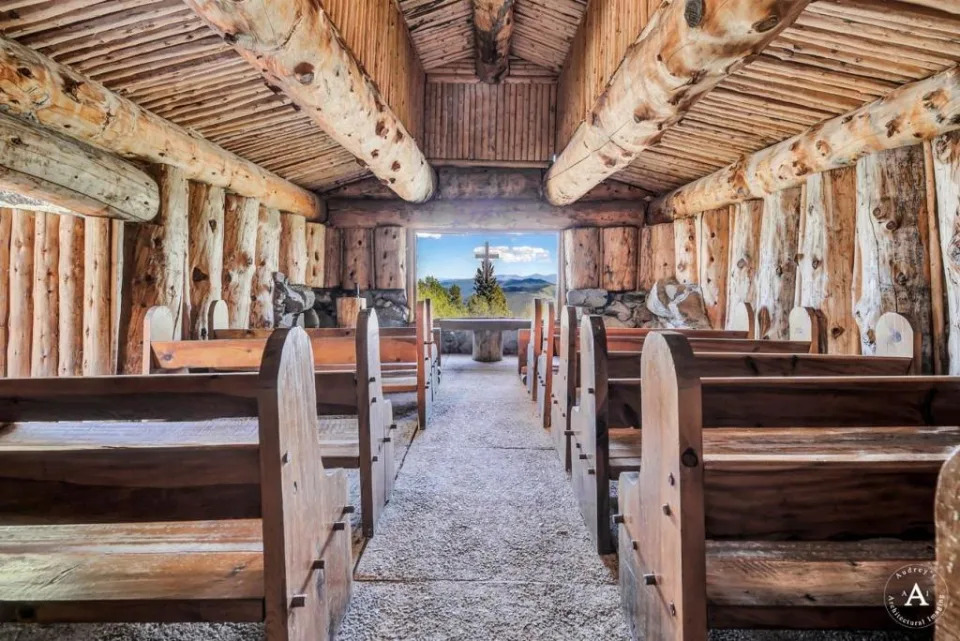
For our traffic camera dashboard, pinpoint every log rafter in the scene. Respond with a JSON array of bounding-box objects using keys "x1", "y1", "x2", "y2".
[{"x1": 473, "y1": 0, "x2": 516, "y2": 84}]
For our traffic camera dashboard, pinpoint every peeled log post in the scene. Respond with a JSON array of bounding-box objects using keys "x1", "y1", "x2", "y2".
[
  {"x1": 698, "y1": 207, "x2": 730, "y2": 329},
  {"x1": 279, "y1": 214, "x2": 307, "y2": 284},
  {"x1": 305, "y1": 223, "x2": 326, "y2": 288},
  {"x1": 651, "y1": 66, "x2": 960, "y2": 221},
  {"x1": 725, "y1": 200, "x2": 763, "y2": 330},
  {"x1": 82, "y1": 217, "x2": 111, "y2": 375},
  {"x1": 563, "y1": 228, "x2": 600, "y2": 290},
  {"x1": 30, "y1": 212, "x2": 58, "y2": 377},
  {"x1": 0, "y1": 210, "x2": 9, "y2": 376},
  {"x1": 637, "y1": 223, "x2": 675, "y2": 290},
  {"x1": 473, "y1": 0, "x2": 516, "y2": 84},
  {"x1": 600, "y1": 227, "x2": 638, "y2": 291},
  {"x1": 7, "y1": 209, "x2": 33, "y2": 377},
  {"x1": 374, "y1": 226, "x2": 407, "y2": 289},
  {"x1": 934, "y1": 131, "x2": 960, "y2": 374},
  {"x1": 250, "y1": 206, "x2": 280, "y2": 329},
  {"x1": 544, "y1": 0, "x2": 811, "y2": 206},
  {"x1": 185, "y1": 0, "x2": 436, "y2": 203},
  {"x1": 342, "y1": 228, "x2": 373, "y2": 291},
  {"x1": 221, "y1": 194, "x2": 259, "y2": 330},
  {"x1": 186, "y1": 183, "x2": 225, "y2": 339},
  {"x1": 324, "y1": 227, "x2": 343, "y2": 289},
  {"x1": 674, "y1": 217, "x2": 698, "y2": 286},
  {"x1": 0, "y1": 35, "x2": 320, "y2": 219},
  {"x1": 58, "y1": 215, "x2": 83, "y2": 376},
  {"x1": 756, "y1": 188, "x2": 801, "y2": 340}
]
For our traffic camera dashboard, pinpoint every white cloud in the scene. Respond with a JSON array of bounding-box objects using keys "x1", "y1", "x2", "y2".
[
  {"x1": 417, "y1": 232, "x2": 443, "y2": 239},
  {"x1": 473, "y1": 245, "x2": 550, "y2": 264}
]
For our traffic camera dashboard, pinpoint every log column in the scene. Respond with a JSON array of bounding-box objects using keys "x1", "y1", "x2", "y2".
[
  {"x1": 280, "y1": 213, "x2": 307, "y2": 283},
  {"x1": 563, "y1": 228, "x2": 600, "y2": 290},
  {"x1": 186, "y1": 183, "x2": 225, "y2": 338},
  {"x1": 58, "y1": 215, "x2": 84, "y2": 376},
  {"x1": 674, "y1": 217, "x2": 698, "y2": 286},
  {"x1": 725, "y1": 200, "x2": 763, "y2": 329},
  {"x1": 600, "y1": 226, "x2": 638, "y2": 291},
  {"x1": 638, "y1": 223, "x2": 675, "y2": 290},
  {"x1": 250, "y1": 206, "x2": 281, "y2": 329},
  {"x1": 934, "y1": 131, "x2": 960, "y2": 374},
  {"x1": 7, "y1": 209, "x2": 34, "y2": 377},
  {"x1": 756, "y1": 188, "x2": 802, "y2": 340},
  {"x1": 324, "y1": 227, "x2": 343, "y2": 289},
  {"x1": 83, "y1": 217, "x2": 112, "y2": 375},
  {"x1": 221, "y1": 194, "x2": 259, "y2": 330},
  {"x1": 31, "y1": 213, "x2": 59, "y2": 377},
  {"x1": 305, "y1": 223, "x2": 326, "y2": 288},
  {"x1": 374, "y1": 226, "x2": 407, "y2": 290},
  {"x1": 0, "y1": 210, "x2": 9, "y2": 376},
  {"x1": 342, "y1": 228, "x2": 373, "y2": 291},
  {"x1": 698, "y1": 207, "x2": 730, "y2": 329}
]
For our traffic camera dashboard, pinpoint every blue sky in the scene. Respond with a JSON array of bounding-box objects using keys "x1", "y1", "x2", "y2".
[{"x1": 417, "y1": 232, "x2": 558, "y2": 279}]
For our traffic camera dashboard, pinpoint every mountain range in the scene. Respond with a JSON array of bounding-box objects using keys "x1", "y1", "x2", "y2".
[{"x1": 438, "y1": 274, "x2": 556, "y2": 317}]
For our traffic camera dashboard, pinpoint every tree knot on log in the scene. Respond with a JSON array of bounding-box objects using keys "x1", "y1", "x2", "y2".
[
  {"x1": 885, "y1": 116, "x2": 903, "y2": 138},
  {"x1": 192, "y1": 267, "x2": 209, "y2": 283},
  {"x1": 683, "y1": 0, "x2": 704, "y2": 28},
  {"x1": 753, "y1": 13, "x2": 782, "y2": 33},
  {"x1": 293, "y1": 62, "x2": 315, "y2": 85}
]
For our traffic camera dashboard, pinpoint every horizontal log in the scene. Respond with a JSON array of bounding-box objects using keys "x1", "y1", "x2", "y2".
[
  {"x1": 326, "y1": 198, "x2": 646, "y2": 230},
  {"x1": 0, "y1": 113, "x2": 158, "y2": 223},
  {"x1": 544, "y1": 0, "x2": 811, "y2": 206},
  {"x1": 473, "y1": 0, "x2": 516, "y2": 84},
  {"x1": 0, "y1": 35, "x2": 321, "y2": 219},
  {"x1": 650, "y1": 66, "x2": 960, "y2": 221}
]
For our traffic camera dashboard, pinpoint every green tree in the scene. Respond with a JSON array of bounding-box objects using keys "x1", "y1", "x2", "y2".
[
  {"x1": 467, "y1": 259, "x2": 509, "y2": 317},
  {"x1": 449, "y1": 284, "x2": 462, "y2": 306},
  {"x1": 417, "y1": 276, "x2": 467, "y2": 319}
]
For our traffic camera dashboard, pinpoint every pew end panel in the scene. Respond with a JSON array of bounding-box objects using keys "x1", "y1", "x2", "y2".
[
  {"x1": 936, "y1": 447, "x2": 960, "y2": 640},
  {"x1": 551, "y1": 306, "x2": 578, "y2": 471},
  {"x1": 538, "y1": 300, "x2": 557, "y2": 427},
  {"x1": 518, "y1": 328, "x2": 531, "y2": 378},
  {"x1": 876, "y1": 312, "x2": 920, "y2": 373},
  {"x1": 416, "y1": 300, "x2": 432, "y2": 429},
  {"x1": 787, "y1": 306, "x2": 823, "y2": 354},
  {"x1": 527, "y1": 298, "x2": 544, "y2": 398},
  {"x1": 727, "y1": 302, "x2": 755, "y2": 339}
]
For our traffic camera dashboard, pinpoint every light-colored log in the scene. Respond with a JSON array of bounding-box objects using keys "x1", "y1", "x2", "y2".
[
  {"x1": 326, "y1": 198, "x2": 646, "y2": 230},
  {"x1": 82, "y1": 216, "x2": 111, "y2": 376},
  {"x1": 674, "y1": 217, "x2": 698, "y2": 285},
  {"x1": 798, "y1": 167, "x2": 859, "y2": 354},
  {"x1": 279, "y1": 214, "x2": 307, "y2": 284},
  {"x1": 7, "y1": 209, "x2": 33, "y2": 377},
  {"x1": 120, "y1": 166, "x2": 189, "y2": 374},
  {"x1": 0, "y1": 112, "x2": 158, "y2": 223},
  {"x1": 250, "y1": 206, "x2": 281, "y2": 329},
  {"x1": 934, "y1": 131, "x2": 960, "y2": 374},
  {"x1": 374, "y1": 226, "x2": 407, "y2": 290},
  {"x1": 544, "y1": 0, "x2": 811, "y2": 206},
  {"x1": 473, "y1": 0, "x2": 516, "y2": 83},
  {"x1": 336, "y1": 296, "x2": 367, "y2": 329},
  {"x1": 725, "y1": 200, "x2": 763, "y2": 329},
  {"x1": 698, "y1": 207, "x2": 730, "y2": 329},
  {"x1": 0, "y1": 210, "x2": 9, "y2": 376},
  {"x1": 185, "y1": 0, "x2": 436, "y2": 203},
  {"x1": 57, "y1": 214, "x2": 83, "y2": 376},
  {"x1": 756, "y1": 188, "x2": 802, "y2": 340},
  {"x1": 601, "y1": 226, "x2": 638, "y2": 291},
  {"x1": 342, "y1": 228, "x2": 374, "y2": 291},
  {"x1": 0, "y1": 190, "x2": 71, "y2": 216},
  {"x1": 925, "y1": 141, "x2": 948, "y2": 375},
  {"x1": 855, "y1": 146, "x2": 933, "y2": 370},
  {"x1": 186, "y1": 183, "x2": 225, "y2": 339},
  {"x1": 563, "y1": 228, "x2": 601, "y2": 290},
  {"x1": 650, "y1": 66, "x2": 960, "y2": 221},
  {"x1": 324, "y1": 227, "x2": 343, "y2": 289},
  {"x1": 221, "y1": 194, "x2": 259, "y2": 331},
  {"x1": 109, "y1": 220, "x2": 124, "y2": 374},
  {"x1": 0, "y1": 35, "x2": 320, "y2": 219},
  {"x1": 305, "y1": 223, "x2": 326, "y2": 288},
  {"x1": 30, "y1": 212, "x2": 58, "y2": 377},
  {"x1": 638, "y1": 223, "x2": 675, "y2": 289}
]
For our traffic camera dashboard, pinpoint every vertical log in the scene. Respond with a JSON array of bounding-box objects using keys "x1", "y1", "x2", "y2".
[
  {"x1": 926, "y1": 140, "x2": 948, "y2": 374},
  {"x1": 305, "y1": 222, "x2": 326, "y2": 288},
  {"x1": 374, "y1": 226, "x2": 407, "y2": 289},
  {"x1": 250, "y1": 206, "x2": 281, "y2": 329},
  {"x1": 58, "y1": 215, "x2": 84, "y2": 376},
  {"x1": 83, "y1": 217, "x2": 112, "y2": 375},
  {"x1": 933, "y1": 133, "x2": 960, "y2": 373},
  {"x1": 324, "y1": 227, "x2": 343, "y2": 288},
  {"x1": 221, "y1": 194, "x2": 259, "y2": 330},
  {"x1": 341, "y1": 228, "x2": 373, "y2": 291},
  {"x1": 279, "y1": 213, "x2": 307, "y2": 283},
  {"x1": 7, "y1": 209, "x2": 34, "y2": 377},
  {"x1": 698, "y1": 207, "x2": 730, "y2": 329},
  {"x1": 854, "y1": 145, "x2": 933, "y2": 370},
  {"x1": 120, "y1": 165, "x2": 189, "y2": 374},
  {"x1": 674, "y1": 216, "x2": 698, "y2": 285},
  {"x1": 109, "y1": 219, "x2": 126, "y2": 374},
  {"x1": 406, "y1": 228, "x2": 418, "y2": 312},
  {"x1": 31, "y1": 212, "x2": 58, "y2": 377},
  {"x1": 0, "y1": 209, "x2": 11, "y2": 377},
  {"x1": 563, "y1": 227, "x2": 601, "y2": 290},
  {"x1": 600, "y1": 226, "x2": 638, "y2": 291},
  {"x1": 186, "y1": 183, "x2": 225, "y2": 338},
  {"x1": 725, "y1": 200, "x2": 763, "y2": 329},
  {"x1": 798, "y1": 168, "x2": 858, "y2": 354},
  {"x1": 756, "y1": 188, "x2": 801, "y2": 340},
  {"x1": 639, "y1": 223, "x2": 675, "y2": 287}
]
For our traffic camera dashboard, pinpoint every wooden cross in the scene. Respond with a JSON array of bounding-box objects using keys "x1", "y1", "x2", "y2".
[{"x1": 474, "y1": 242, "x2": 500, "y2": 267}]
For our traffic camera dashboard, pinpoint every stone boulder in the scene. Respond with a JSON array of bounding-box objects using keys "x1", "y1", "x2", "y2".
[{"x1": 646, "y1": 279, "x2": 711, "y2": 329}]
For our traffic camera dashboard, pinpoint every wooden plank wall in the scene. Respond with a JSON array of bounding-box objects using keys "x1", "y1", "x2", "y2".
[{"x1": 555, "y1": 0, "x2": 658, "y2": 149}]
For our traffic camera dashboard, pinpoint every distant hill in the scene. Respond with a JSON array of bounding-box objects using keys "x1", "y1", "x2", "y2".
[{"x1": 437, "y1": 274, "x2": 556, "y2": 317}]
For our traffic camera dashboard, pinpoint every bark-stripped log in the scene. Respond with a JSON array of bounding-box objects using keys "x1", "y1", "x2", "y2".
[
  {"x1": 109, "y1": 220, "x2": 125, "y2": 374},
  {"x1": 0, "y1": 113, "x2": 158, "y2": 222},
  {"x1": 0, "y1": 35, "x2": 320, "y2": 219},
  {"x1": 374, "y1": 226, "x2": 407, "y2": 290},
  {"x1": 756, "y1": 188, "x2": 801, "y2": 340},
  {"x1": 279, "y1": 214, "x2": 307, "y2": 284},
  {"x1": 250, "y1": 206, "x2": 280, "y2": 329},
  {"x1": 184, "y1": 0, "x2": 436, "y2": 203},
  {"x1": 601, "y1": 226, "x2": 638, "y2": 291},
  {"x1": 544, "y1": 0, "x2": 811, "y2": 206},
  {"x1": 82, "y1": 217, "x2": 111, "y2": 375},
  {"x1": 855, "y1": 145, "x2": 933, "y2": 371},
  {"x1": 651, "y1": 66, "x2": 960, "y2": 221},
  {"x1": 674, "y1": 217, "x2": 698, "y2": 285},
  {"x1": 563, "y1": 228, "x2": 601, "y2": 290},
  {"x1": 120, "y1": 166, "x2": 189, "y2": 374},
  {"x1": 798, "y1": 167, "x2": 858, "y2": 354},
  {"x1": 698, "y1": 207, "x2": 730, "y2": 329},
  {"x1": 186, "y1": 183, "x2": 225, "y2": 339},
  {"x1": 221, "y1": 194, "x2": 259, "y2": 330},
  {"x1": 58, "y1": 215, "x2": 83, "y2": 376},
  {"x1": 7, "y1": 209, "x2": 33, "y2": 377},
  {"x1": 638, "y1": 223, "x2": 675, "y2": 289},
  {"x1": 30, "y1": 212, "x2": 58, "y2": 377},
  {"x1": 725, "y1": 200, "x2": 763, "y2": 328},
  {"x1": 342, "y1": 228, "x2": 374, "y2": 291},
  {"x1": 0, "y1": 210, "x2": 9, "y2": 376},
  {"x1": 473, "y1": 0, "x2": 516, "y2": 83},
  {"x1": 324, "y1": 227, "x2": 343, "y2": 289},
  {"x1": 305, "y1": 223, "x2": 326, "y2": 288},
  {"x1": 934, "y1": 131, "x2": 960, "y2": 374}
]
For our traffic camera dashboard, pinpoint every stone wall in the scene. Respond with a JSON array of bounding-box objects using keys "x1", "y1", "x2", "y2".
[
  {"x1": 565, "y1": 279, "x2": 711, "y2": 329},
  {"x1": 273, "y1": 273, "x2": 411, "y2": 328},
  {"x1": 442, "y1": 329, "x2": 519, "y2": 356}
]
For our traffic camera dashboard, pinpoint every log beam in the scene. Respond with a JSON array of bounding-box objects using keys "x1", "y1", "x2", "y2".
[
  {"x1": 185, "y1": 0, "x2": 436, "y2": 203},
  {"x1": 650, "y1": 66, "x2": 960, "y2": 221},
  {"x1": 544, "y1": 0, "x2": 811, "y2": 206},
  {"x1": 0, "y1": 35, "x2": 321, "y2": 219},
  {"x1": 473, "y1": 0, "x2": 516, "y2": 83}
]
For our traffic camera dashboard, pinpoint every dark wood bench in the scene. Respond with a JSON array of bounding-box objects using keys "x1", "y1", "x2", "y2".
[
  {"x1": 0, "y1": 328, "x2": 352, "y2": 640},
  {"x1": 146, "y1": 305, "x2": 393, "y2": 538},
  {"x1": 618, "y1": 331, "x2": 960, "y2": 639}
]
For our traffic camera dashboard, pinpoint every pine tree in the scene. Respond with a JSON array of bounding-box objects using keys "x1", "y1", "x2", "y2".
[{"x1": 468, "y1": 257, "x2": 509, "y2": 317}]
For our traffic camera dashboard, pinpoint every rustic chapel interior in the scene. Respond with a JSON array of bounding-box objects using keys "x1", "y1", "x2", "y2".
[{"x1": 0, "y1": 0, "x2": 960, "y2": 640}]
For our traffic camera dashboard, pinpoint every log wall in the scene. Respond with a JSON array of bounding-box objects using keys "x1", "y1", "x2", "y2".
[{"x1": 561, "y1": 226, "x2": 642, "y2": 293}]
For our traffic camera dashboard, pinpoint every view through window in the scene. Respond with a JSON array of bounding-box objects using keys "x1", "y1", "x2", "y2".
[{"x1": 416, "y1": 232, "x2": 558, "y2": 319}]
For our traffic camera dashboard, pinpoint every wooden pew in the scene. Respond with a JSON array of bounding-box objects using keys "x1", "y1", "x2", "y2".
[
  {"x1": 937, "y1": 447, "x2": 960, "y2": 640},
  {"x1": 573, "y1": 311, "x2": 918, "y2": 554},
  {"x1": 535, "y1": 300, "x2": 557, "y2": 423},
  {"x1": 145, "y1": 306, "x2": 394, "y2": 538},
  {"x1": 619, "y1": 332, "x2": 960, "y2": 639},
  {"x1": 524, "y1": 298, "x2": 545, "y2": 395},
  {"x1": 0, "y1": 328, "x2": 352, "y2": 640}
]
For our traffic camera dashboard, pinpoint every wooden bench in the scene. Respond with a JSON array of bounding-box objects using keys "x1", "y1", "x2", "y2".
[
  {"x1": 619, "y1": 331, "x2": 960, "y2": 639},
  {"x1": 0, "y1": 328, "x2": 352, "y2": 640},
  {"x1": 535, "y1": 300, "x2": 557, "y2": 422},
  {"x1": 523, "y1": 297, "x2": 545, "y2": 395},
  {"x1": 146, "y1": 305, "x2": 394, "y2": 538},
  {"x1": 937, "y1": 447, "x2": 960, "y2": 639}
]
